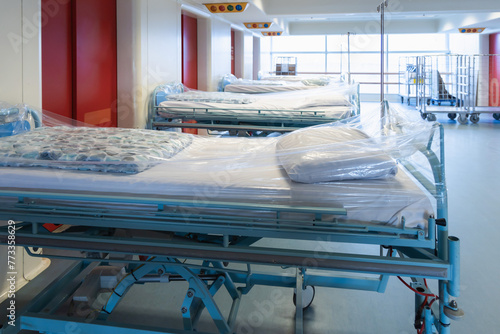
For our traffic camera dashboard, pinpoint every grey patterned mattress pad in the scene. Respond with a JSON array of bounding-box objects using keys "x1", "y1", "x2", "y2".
[{"x1": 0, "y1": 126, "x2": 193, "y2": 173}]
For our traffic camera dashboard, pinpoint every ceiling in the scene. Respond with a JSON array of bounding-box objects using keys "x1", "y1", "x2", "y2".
[{"x1": 182, "y1": 0, "x2": 500, "y2": 35}]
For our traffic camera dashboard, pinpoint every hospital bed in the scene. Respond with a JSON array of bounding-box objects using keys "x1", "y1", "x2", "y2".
[
  {"x1": 218, "y1": 74, "x2": 345, "y2": 94},
  {"x1": 0, "y1": 104, "x2": 462, "y2": 333},
  {"x1": 149, "y1": 82, "x2": 360, "y2": 135}
]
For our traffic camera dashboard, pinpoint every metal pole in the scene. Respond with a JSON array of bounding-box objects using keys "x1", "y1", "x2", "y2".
[
  {"x1": 378, "y1": 1, "x2": 388, "y2": 119},
  {"x1": 348, "y1": 32, "x2": 351, "y2": 84}
]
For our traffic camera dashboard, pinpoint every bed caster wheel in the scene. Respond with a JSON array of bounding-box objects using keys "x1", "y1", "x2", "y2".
[
  {"x1": 427, "y1": 114, "x2": 437, "y2": 122},
  {"x1": 421, "y1": 113, "x2": 427, "y2": 120},
  {"x1": 457, "y1": 114, "x2": 469, "y2": 125},
  {"x1": 437, "y1": 102, "x2": 441, "y2": 106},
  {"x1": 493, "y1": 113, "x2": 500, "y2": 121},
  {"x1": 293, "y1": 286, "x2": 315, "y2": 309},
  {"x1": 427, "y1": 100, "x2": 431, "y2": 105},
  {"x1": 407, "y1": 99, "x2": 411, "y2": 106},
  {"x1": 469, "y1": 114, "x2": 480, "y2": 124},
  {"x1": 444, "y1": 300, "x2": 465, "y2": 321},
  {"x1": 401, "y1": 96, "x2": 404, "y2": 103},
  {"x1": 448, "y1": 113, "x2": 457, "y2": 120}
]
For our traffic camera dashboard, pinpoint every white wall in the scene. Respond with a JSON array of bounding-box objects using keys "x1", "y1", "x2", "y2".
[
  {"x1": 242, "y1": 31, "x2": 253, "y2": 80},
  {"x1": 234, "y1": 29, "x2": 244, "y2": 79},
  {"x1": 208, "y1": 18, "x2": 232, "y2": 90},
  {"x1": 117, "y1": 0, "x2": 182, "y2": 128},
  {"x1": 118, "y1": 0, "x2": 236, "y2": 126},
  {"x1": 253, "y1": 36, "x2": 261, "y2": 80},
  {"x1": 449, "y1": 33, "x2": 480, "y2": 54},
  {"x1": 233, "y1": 29, "x2": 254, "y2": 80},
  {"x1": 0, "y1": 0, "x2": 41, "y2": 108}
]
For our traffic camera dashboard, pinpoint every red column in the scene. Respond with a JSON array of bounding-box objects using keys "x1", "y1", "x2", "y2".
[
  {"x1": 41, "y1": 0, "x2": 73, "y2": 118},
  {"x1": 74, "y1": 0, "x2": 117, "y2": 127},
  {"x1": 42, "y1": 0, "x2": 117, "y2": 126},
  {"x1": 182, "y1": 14, "x2": 198, "y2": 90},
  {"x1": 181, "y1": 14, "x2": 198, "y2": 134}
]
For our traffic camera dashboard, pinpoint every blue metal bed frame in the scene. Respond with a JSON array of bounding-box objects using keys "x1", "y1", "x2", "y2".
[
  {"x1": 147, "y1": 83, "x2": 360, "y2": 135},
  {"x1": 0, "y1": 121, "x2": 462, "y2": 333}
]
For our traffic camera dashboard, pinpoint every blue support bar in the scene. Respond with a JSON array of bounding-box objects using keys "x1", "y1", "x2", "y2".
[
  {"x1": 437, "y1": 224, "x2": 448, "y2": 263},
  {"x1": 19, "y1": 314, "x2": 213, "y2": 334},
  {"x1": 102, "y1": 262, "x2": 165, "y2": 315},
  {"x1": 424, "y1": 306, "x2": 434, "y2": 334},
  {"x1": 447, "y1": 236, "x2": 460, "y2": 297}
]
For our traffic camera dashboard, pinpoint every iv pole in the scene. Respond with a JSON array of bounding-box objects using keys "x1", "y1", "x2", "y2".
[{"x1": 377, "y1": 1, "x2": 388, "y2": 120}]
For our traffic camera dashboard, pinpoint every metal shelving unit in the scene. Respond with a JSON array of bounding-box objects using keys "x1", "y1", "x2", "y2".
[{"x1": 275, "y1": 56, "x2": 297, "y2": 76}]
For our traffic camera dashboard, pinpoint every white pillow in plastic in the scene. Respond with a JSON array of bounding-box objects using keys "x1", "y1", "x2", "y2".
[{"x1": 276, "y1": 126, "x2": 397, "y2": 183}]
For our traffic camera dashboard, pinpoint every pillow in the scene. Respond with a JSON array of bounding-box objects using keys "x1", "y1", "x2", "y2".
[{"x1": 276, "y1": 126, "x2": 397, "y2": 183}]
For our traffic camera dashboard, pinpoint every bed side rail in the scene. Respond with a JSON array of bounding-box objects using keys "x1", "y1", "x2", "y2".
[
  {"x1": 399, "y1": 123, "x2": 447, "y2": 220},
  {"x1": 0, "y1": 188, "x2": 433, "y2": 248}
]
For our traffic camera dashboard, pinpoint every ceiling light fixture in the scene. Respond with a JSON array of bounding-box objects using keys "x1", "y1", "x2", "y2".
[
  {"x1": 458, "y1": 27, "x2": 485, "y2": 33},
  {"x1": 244, "y1": 22, "x2": 272, "y2": 29},
  {"x1": 261, "y1": 31, "x2": 282, "y2": 36},
  {"x1": 204, "y1": 3, "x2": 248, "y2": 13}
]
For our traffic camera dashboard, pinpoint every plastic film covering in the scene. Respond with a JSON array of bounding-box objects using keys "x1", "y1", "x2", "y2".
[
  {"x1": 0, "y1": 102, "x2": 40, "y2": 137},
  {"x1": 218, "y1": 74, "x2": 339, "y2": 93},
  {"x1": 0, "y1": 104, "x2": 441, "y2": 230},
  {"x1": 156, "y1": 82, "x2": 358, "y2": 119},
  {"x1": 260, "y1": 75, "x2": 344, "y2": 83}
]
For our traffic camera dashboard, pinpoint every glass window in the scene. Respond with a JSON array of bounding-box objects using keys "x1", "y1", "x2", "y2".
[
  {"x1": 326, "y1": 54, "x2": 342, "y2": 73},
  {"x1": 273, "y1": 54, "x2": 325, "y2": 73},
  {"x1": 348, "y1": 34, "x2": 384, "y2": 52},
  {"x1": 389, "y1": 34, "x2": 447, "y2": 52},
  {"x1": 272, "y1": 35, "x2": 325, "y2": 52},
  {"x1": 326, "y1": 35, "x2": 345, "y2": 52},
  {"x1": 260, "y1": 52, "x2": 272, "y2": 76},
  {"x1": 261, "y1": 33, "x2": 451, "y2": 93},
  {"x1": 348, "y1": 53, "x2": 381, "y2": 73}
]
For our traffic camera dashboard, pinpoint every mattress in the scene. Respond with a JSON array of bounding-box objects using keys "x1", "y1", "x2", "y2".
[
  {"x1": 224, "y1": 83, "x2": 317, "y2": 93},
  {"x1": 0, "y1": 136, "x2": 434, "y2": 230},
  {"x1": 223, "y1": 77, "x2": 343, "y2": 94},
  {"x1": 158, "y1": 88, "x2": 354, "y2": 119}
]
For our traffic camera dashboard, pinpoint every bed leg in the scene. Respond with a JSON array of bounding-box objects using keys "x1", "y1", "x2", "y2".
[
  {"x1": 424, "y1": 306, "x2": 434, "y2": 334},
  {"x1": 295, "y1": 268, "x2": 304, "y2": 334},
  {"x1": 438, "y1": 282, "x2": 451, "y2": 334},
  {"x1": 181, "y1": 275, "x2": 227, "y2": 332},
  {"x1": 412, "y1": 281, "x2": 426, "y2": 330},
  {"x1": 211, "y1": 261, "x2": 240, "y2": 300},
  {"x1": 437, "y1": 236, "x2": 463, "y2": 333},
  {"x1": 176, "y1": 267, "x2": 231, "y2": 334}
]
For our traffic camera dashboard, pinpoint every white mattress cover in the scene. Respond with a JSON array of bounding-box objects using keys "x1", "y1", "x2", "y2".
[
  {"x1": 224, "y1": 83, "x2": 316, "y2": 93},
  {"x1": 158, "y1": 88, "x2": 353, "y2": 118},
  {"x1": 0, "y1": 137, "x2": 434, "y2": 230}
]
